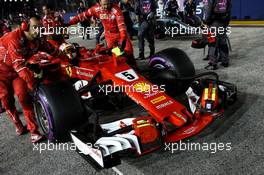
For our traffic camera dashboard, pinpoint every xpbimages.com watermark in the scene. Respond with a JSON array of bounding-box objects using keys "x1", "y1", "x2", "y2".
[
  {"x1": 32, "y1": 140, "x2": 99, "y2": 154},
  {"x1": 164, "y1": 140, "x2": 232, "y2": 154},
  {"x1": 98, "y1": 82, "x2": 166, "y2": 95},
  {"x1": 164, "y1": 25, "x2": 232, "y2": 37},
  {"x1": 33, "y1": 26, "x2": 99, "y2": 37}
]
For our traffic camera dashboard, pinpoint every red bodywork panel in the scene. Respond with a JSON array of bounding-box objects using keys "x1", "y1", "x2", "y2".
[{"x1": 60, "y1": 54, "x2": 188, "y2": 128}]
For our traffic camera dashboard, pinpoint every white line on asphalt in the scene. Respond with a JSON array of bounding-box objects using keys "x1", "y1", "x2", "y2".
[{"x1": 112, "y1": 167, "x2": 124, "y2": 175}]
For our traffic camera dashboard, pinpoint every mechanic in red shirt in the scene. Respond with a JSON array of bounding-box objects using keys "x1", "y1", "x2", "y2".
[
  {"x1": 42, "y1": 4, "x2": 65, "y2": 46},
  {"x1": 0, "y1": 15, "x2": 68, "y2": 143},
  {"x1": 68, "y1": 0, "x2": 136, "y2": 67}
]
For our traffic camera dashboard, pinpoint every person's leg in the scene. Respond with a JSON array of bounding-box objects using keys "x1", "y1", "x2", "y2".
[
  {"x1": 0, "y1": 81, "x2": 25, "y2": 135},
  {"x1": 85, "y1": 22, "x2": 91, "y2": 40},
  {"x1": 205, "y1": 23, "x2": 219, "y2": 70},
  {"x1": 96, "y1": 23, "x2": 104, "y2": 45},
  {"x1": 206, "y1": 36, "x2": 218, "y2": 70},
  {"x1": 138, "y1": 21, "x2": 147, "y2": 59},
  {"x1": 13, "y1": 77, "x2": 43, "y2": 142},
  {"x1": 0, "y1": 101, "x2": 5, "y2": 113},
  {"x1": 81, "y1": 24, "x2": 85, "y2": 40},
  {"x1": 146, "y1": 22, "x2": 155, "y2": 57},
  {"x1": 219, "y1": 33, "x2": 229, "y2": 67},
  {"x1": 178, "y1": 12, "x2": 184, "y2": 21},
  {"x1": 219, "y1": 45, "x2": 229, "y2": 66},
  {"x1": 12, "y1": 77, "x2": 38, "y2": 133},
  {"x1": 13, "y1": 77, "x2": 44, "y2": 143},
  {"x1": 124, "y1": 37, "x2": 137, "y2": 68}
]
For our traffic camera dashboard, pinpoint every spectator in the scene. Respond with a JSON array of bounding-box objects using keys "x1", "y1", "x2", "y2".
[
  {"x1": 42, "y1": 4, "x2": 65, "y2": 46},
  {"x1": 68, "y1": 0, "x2": 136, "y2": 67}
]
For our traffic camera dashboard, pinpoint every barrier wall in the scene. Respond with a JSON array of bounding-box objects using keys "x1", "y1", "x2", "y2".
[{"x1": 197, "y1": 0, "x2": 264, "y2": 20}]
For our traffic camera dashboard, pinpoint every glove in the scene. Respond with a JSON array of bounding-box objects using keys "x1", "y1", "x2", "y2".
[
  {"x1": 111, "y1": 47, "x2": 124, "y2": 57},
  {"x1": 34, "y1": 70, "x2": 43, "y2": 79},
  {"x1": 119, "y1": 39, "x2": 126, "y2": 52}
]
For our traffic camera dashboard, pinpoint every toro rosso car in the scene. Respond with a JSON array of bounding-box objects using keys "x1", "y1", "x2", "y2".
[{"x1": 28, "y1": 43, "x2": 237, "y2": 170}]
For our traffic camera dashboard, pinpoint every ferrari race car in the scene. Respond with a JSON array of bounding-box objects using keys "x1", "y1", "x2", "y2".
[{"x1": 28, "y1": 43, "x2": 237, "y2": 170}]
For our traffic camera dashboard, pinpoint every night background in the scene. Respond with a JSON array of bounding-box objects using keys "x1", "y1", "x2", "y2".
[{"x1": 1, "y1": 0, "x2": 264, "y2": 20}]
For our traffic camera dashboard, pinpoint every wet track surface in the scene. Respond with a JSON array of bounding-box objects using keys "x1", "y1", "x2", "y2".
[{"x1": 1, "y1": 27, "x2": 264, "y2": 175}]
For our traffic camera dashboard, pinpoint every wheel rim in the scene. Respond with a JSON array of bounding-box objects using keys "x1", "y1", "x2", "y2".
[
  {"x1": 153, "y1": 63, "x2": 166, "y2": 69},
  {"x1": 35, "y1": 101, "x2": 49, "y2": 134}
]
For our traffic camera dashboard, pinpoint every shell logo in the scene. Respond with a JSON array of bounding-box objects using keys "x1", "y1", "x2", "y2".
[{"x1": 133, "y1": 82, "x2": 151, "y2": 93}]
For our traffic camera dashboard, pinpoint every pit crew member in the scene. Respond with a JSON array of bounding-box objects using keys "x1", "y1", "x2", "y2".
[
  {"x1": 0, "y1": 15, "x2": 68, "y2": 143},
  {"x1": 42, "y1": 4, "x2": 65, "y2": 46},
  {"x1": 203, "y1": 0, "x2": 232, "y2": 70},
  {"x1": 68, "y1": 0, "x2": 136, "y2": 67}
]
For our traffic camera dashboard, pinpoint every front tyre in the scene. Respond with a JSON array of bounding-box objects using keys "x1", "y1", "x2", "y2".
[
  {"x1": 34, "y1": 81, "x2": 86, "y2": 142},
  {"x1": 149, "y1": 48, "x2": 195, "y2": 96}
]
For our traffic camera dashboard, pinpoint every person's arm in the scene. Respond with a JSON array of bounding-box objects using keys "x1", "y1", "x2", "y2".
[
  {"x1": 39, "y1": 39, "x2": 68, "y2": 61},
  {"x1": 152, "y1": 0, "x2": 158, "y2": 15},
  {"x1": 192, "y1": 2, "x2": 196, "y2": 16},
  {"x1": 42, "y1": 17, "x2": 48, "y2": 28},
  {"x1": 69, "y1": 5, "x2": 96, "y2": 25},
  {"x1": 8, "y1": 40, "x2": 35, "y2": 89},
  {"x1": 114, "y1": 6, "x2": 127, "y2": 41}
]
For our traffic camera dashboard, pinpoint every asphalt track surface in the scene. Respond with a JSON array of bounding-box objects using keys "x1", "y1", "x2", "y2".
[{"x1": 1, "y1": 27, "x2": 264, "y2": 175}]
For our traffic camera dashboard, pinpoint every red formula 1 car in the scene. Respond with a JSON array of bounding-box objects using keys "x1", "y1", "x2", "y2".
[{"x1": 29, "y1": 43, "x2": 237, "y2": 170}]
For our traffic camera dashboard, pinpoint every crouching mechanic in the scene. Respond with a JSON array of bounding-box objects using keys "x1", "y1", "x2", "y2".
[
  {"x1": 203, "y1": 0, "x2": 232, "y2": 70},
  {"x1": 0, "y1": 15, "x2": 69, "y2": 143},
  {"x1": 68, "y1": 0, "x2": 136, "y2": 67}
]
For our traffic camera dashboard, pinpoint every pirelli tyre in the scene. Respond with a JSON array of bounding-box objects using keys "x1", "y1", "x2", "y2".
[
  {"x1": 34, "y1": 80, "x2": 85, "y2": 142},
  {"x1": 148, "y1": 48, "x2": 195, "y2": 95}
]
